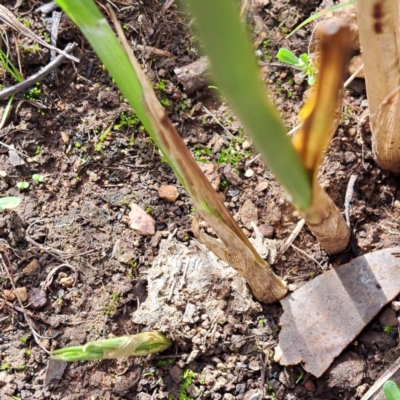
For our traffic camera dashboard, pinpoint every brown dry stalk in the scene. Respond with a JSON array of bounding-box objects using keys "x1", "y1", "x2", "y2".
[
  {"x1": 357, "y1": 0, "x2": 400, "y2": 171},
  {"x1": 108, "y1": 7, "x2": 287, "y2": 303},
  {"x1": 292, "y1": 21, "x2": 351, "y2": 254}
]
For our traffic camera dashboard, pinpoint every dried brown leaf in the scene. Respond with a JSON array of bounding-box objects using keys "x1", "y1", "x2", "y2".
[{"x1": 275, "y1": 248, "x2": 400, "y2": 377}]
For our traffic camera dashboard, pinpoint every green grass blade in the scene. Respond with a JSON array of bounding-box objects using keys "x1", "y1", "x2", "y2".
[
  {"x1": 383, "y1": 381, "x2": 400, "y2": 400},
  {"x1": 0, "y1": 49, "x2": 23, "y2": 83},
  {"x1": 287, "y1": 1, "x2": 356, "y2": 38},
  {"x1": 185, "y1": 0, "x2": 311, "y2": 210}
]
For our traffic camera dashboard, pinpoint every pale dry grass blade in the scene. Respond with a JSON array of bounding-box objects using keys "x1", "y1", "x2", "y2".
[{"x1": 0, "y1": 4, "x2": 78, "y2": 62}]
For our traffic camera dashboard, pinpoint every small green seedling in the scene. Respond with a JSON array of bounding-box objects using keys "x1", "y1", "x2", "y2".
[
  {"x1": 383, "y1": 380, "x2": 400, "y2": 400},
  {"x1": 277, "y1": 48, "x2": 316, "y2": 85},
  {"x1": 384, "y1": 326, "x2": 393, "y2": 334},
  {"x1": 0, "y1": 197, "x2": 21, "y2": 211},
  {"x1": 16, "y1": 182, "x2": 29, "y2": 190},
  {"x1": 32, "y1": 174, "x2": 45, "y2": 183}
]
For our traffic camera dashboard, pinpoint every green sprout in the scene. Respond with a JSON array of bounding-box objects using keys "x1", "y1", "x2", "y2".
[
  {"x1": 384, "y1": 326, "x2": 393, "y2": 334},
  {"x1": 383, "y1": 381, "x2": 400, "y2": 400},
  {"x1": 16, "y1": 182, "x2": 29, "y2": 190},
  {"x1": 50, "y1": 332, "x2": 172, "y2": 361},
  {"x1": 277, "y1": 48, "x2": 316, "y2": 85},
  {"x1": 32, "y1": 174, "x2": 45, "y2": 183}
]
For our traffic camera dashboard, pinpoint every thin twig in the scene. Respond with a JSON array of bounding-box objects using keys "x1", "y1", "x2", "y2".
[
  {"x1": 0, "y1": 42, "x2": 77, "y2": 100},
  {"x1": 0, "y1": 4, "x2": 78, "y2": 62},
  {"x1": 291, "y1": 243, "x2": 324, "y2": 269},
  {"x1": 344, "y1": 63, "x2": 364, "y2": 88},
  {"x1": 0, "y1": 141, "x2": 29, "y2": 158},
  {"x1": 245, "y1": 153, "x2": 261, "y2": 167},
  {"x1": 344, "y1": 174, "x2": 357, "y2": 228},
  {"x1": 276, "y1": 218, "x2": 305, "y2": 262},
  {"x1": 202, "y1": 106, "x2": 235, "y2": 139}
]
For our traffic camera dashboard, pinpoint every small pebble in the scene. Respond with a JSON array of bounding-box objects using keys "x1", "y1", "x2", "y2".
[
  {"x1": 242, "y1": 140, "x2": 252, "y2": 150},
  {"x1": 244, "y1": 169, "x2": 254, "y2": 178},
  {"x1": 303, "y1": 380, "x2": 316, "y2": 392},
  {"x1": 158, "y1": 185, "x2": 179, "y2": 202},
  {"x1": 14, "y1": 287, "x2": 28, "y2": 302}
]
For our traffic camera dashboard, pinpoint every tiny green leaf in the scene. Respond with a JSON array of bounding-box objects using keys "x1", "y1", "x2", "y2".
[
  {"x1": 0, "y1": 197, "x2": 21, "y2": 211},
  {"x1": 16, "y1": 182, "x2": 29, "y2": 190},
  {"x1": 299, "y1": 53, "x2": 309, "y2": 65},
  {"x1": 32, "y1": 174, "x2": 45, "y2": 183},
  {"x1": 383, "y1": 381, "x2": 400, "y2": 400},
  {"x1": 277, "y1": 48, "x2": 300, "y2": 66}
]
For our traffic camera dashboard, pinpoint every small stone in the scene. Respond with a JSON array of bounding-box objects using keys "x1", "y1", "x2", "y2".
[
  {"x1": 294, "y1": 73, "x2": 305, "y2": 85},
  {"x1": 379, "y1": 307, "x2": 399, "y2": 327},
  {"x1": 211, "y1": 376, "x2": 227, "y2": 392},
  {"x1": 347, "y1": 128, "x2": 356, "y2": 136},
  {"x1": 240, "y1": 199, "x2": 258, "y2": 230},
  {"x1": 394, "y1": 200, "x2": 400, "y2": 210},
  {"x1": 28, "y1": 287, "x2": 47, "y2": 309},
  {"x1": 187, "y1": 384, "x2": 201, "y2": 398},
  {"x1": 199, "y1": 162, "x2": 221, "y2": 191},
  {"x1": 223, "y1": 164, "x2": 242, "y2": 186},
  {"x1": 22, "y1": 258, "x2": 41, "y2": 276},
  {"x1": 303, "y1": 379, "x2": 316, "y2": 392},
  {"x1": 243, "y1": 389, "x2": 263, "y2": 400},
  {"x1": 169, "y1": 365, "x2": 183, "y2": 384},
  {"x1": 248, "y1": 359, "x2": 261, "y2": 371},
  {"x1": 355, "y1": 383, "x2": 370, "y2": 397},
  {"x1": 258, "y1": 224, "x2": 274, "y2": 239},
  {"x1": 325, "y1": 352, "x2": 365, "y2": 389},
  {"x1": 244, "y1": 169, "x2": 254, "y2": 178},
  {"x1": 2, "y1": 289, "x2": 16, "y2": 301},
  {"x1": 276, "y1": 385, "x2": 286, "y2": 400},
  {"x1": 242, "y1": 140, "x2": 252, "y2": 150},
  {"x1": 392, "y1": 301, "x2": 400, "y2": 312},
  {"x1": 236, "y1": 383, "x2": 246, "y2": 394},
  {"x1": 255, "y1": 180, "x2": 269, "y2": 192},
  {"x1": 14, "y1": 287, "x2": 28, "y2": 302},
  {"x1": 279, "y1": 368, "x2": 296, "y2": 389},
  {"x1": 60, "y1": 132, "x2": 70, "y2": 144},
  {"x1": 158, "y1": 185, "x2": 179, "y2": 202},
  {"x1": 344, "y1": 151, "x2": 357, "y2": 164},
  {"x1": 59, "y1": 276, "x2": 74, "y2": 288},
  {"x1": 137, "y1": 394, "x2": 152, "y2": 400},
  {"x1": 129, "y1": 204, "x2": 155, "y2": 236}
]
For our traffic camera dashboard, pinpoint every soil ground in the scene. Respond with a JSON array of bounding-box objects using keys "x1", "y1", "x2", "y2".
[{"x1": 1, "y1": 0, "x2": 400, "y2": 399}]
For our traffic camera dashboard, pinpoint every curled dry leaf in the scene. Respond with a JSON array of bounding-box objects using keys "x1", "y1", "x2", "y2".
[{"x1": 275, "y1": 248, "x2": 400, "y2": 377}]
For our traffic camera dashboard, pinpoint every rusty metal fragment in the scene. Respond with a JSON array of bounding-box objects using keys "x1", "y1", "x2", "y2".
[{"x1": 275, "y1": 248, "x2": 400, "y2": 377}]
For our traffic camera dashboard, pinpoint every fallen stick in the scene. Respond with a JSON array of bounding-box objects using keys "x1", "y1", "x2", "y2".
[{"x1": 0, "y1": 42, "x2": 77, "y2": 100}]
